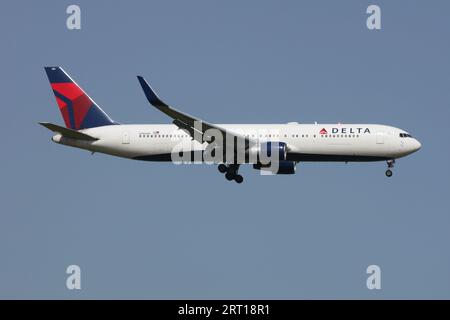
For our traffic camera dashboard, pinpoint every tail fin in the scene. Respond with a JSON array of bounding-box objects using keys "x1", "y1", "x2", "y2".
[{"x1": 44, "y1": 67, "x2": 117, "y2": 130}]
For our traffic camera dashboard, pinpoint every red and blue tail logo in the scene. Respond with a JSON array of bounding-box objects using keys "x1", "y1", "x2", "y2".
[{"x1": 45, "y1": 67, "x2": 117, "y2": 130}]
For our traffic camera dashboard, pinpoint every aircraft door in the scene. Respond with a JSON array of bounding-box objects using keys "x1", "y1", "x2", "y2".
[
  {"x1": 376, "y1": 132, "x2": 384, "y2": 144},
  {"x1": 122, "y1": 131, "x2": 130, "y2": 144}
]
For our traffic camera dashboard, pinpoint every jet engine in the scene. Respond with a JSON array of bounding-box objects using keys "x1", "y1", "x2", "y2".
[
  {"x1": 253, "y1": 160, "x2": 297, "y2": 175},
  {"x1": 247, "y1": 141, "x2": 288, "y2": 163}
]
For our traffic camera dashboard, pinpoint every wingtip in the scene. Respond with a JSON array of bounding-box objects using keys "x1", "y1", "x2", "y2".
[
  {"x1": 136, "y1": 75, "x2": 168, "y2": 107},
  {"x1": 38, "y1": 122, "x2": 55, "y2": 132},
  {"x1": 137, "y1": 75, "x2": 149, "y2": 90},
  {"x1": 137, "y1": 75, "x2": 150, "y2": 89}
]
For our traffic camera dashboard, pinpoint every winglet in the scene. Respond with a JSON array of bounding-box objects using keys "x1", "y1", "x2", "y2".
[{"x1": 137, "y1": 76, "x2": 169, "y2": 108}]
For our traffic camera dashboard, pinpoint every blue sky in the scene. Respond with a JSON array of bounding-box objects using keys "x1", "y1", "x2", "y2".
[{"x1": 0, "y1": 0, "x2": 449, "y2": 298}]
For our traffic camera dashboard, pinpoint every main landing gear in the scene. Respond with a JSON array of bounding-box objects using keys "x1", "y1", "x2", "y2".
[
  {"x1": 218, "y1": 164, "x2": 243, "y2": 183},
  {"x1": 385, "y1": 159, "x2": 395, "y2": 177}
]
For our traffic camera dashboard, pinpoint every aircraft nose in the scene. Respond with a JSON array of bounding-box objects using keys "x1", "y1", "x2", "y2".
[{"x1": 412, "y1": 139, "x2": 422, "y2": 152}]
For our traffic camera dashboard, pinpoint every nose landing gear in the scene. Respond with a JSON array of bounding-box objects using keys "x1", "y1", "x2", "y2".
[
  {"x1": 385, "y1": 159, "x2": 395, "y2": 177},
  {"x1": 218, "y1": 164, "x2": 243, "y2": 183}
]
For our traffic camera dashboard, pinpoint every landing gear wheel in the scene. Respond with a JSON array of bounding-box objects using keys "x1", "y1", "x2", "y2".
[
  {"x1": 222, "y1": 164, "x2": 242, "y2": 182},
  {"x1": 234, "y1": 175, "x2": 244, "y2": 184},
  {"x1": 225, "y1": 172, "x2": 235, "y2": 181},
  {"x1": 218, "y1": 164, "x2": 228, "y2": 173},
  {"x1": 385, "y1": 169, "x2": 393, "y2": 177}
]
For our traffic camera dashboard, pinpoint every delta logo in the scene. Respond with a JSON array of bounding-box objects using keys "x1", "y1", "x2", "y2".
[{"x1": 319, "y1": 127, "x2": 371, "y2": 134}]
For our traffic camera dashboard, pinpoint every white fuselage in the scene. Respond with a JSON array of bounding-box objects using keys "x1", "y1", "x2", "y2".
[{"x1": 51, "y1": 123, "x2": 421, "y2": 164}]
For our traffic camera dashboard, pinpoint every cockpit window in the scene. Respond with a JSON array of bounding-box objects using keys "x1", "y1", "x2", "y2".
[{"x1": 400, "y1": 133, "x2": 413, "y2": 138}]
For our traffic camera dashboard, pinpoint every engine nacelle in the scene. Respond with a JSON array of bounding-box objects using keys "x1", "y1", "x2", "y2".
[
  {"x1": 253, "y1": 160, "x2": 296, "y2": 175},
  {"x1": 248, "y1": 141, "x2": 288, "y2": 163}
]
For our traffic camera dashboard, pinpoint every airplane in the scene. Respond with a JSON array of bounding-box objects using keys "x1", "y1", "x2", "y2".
[{"x1": 40, "y1": 67, "x2": 421, "y2": 183}]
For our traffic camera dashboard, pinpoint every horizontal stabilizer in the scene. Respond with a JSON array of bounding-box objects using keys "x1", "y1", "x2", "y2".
[{"x1": 39, "y1": 122, "x2": 99, "y2": 141}]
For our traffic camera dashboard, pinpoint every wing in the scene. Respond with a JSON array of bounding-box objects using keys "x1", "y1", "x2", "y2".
[
  {"x1": 137, "y1": 76, "x2": 256, "y2": 150},
  {"x1": 39, "y1": 122, "x2": 99, "y2": 141}
]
